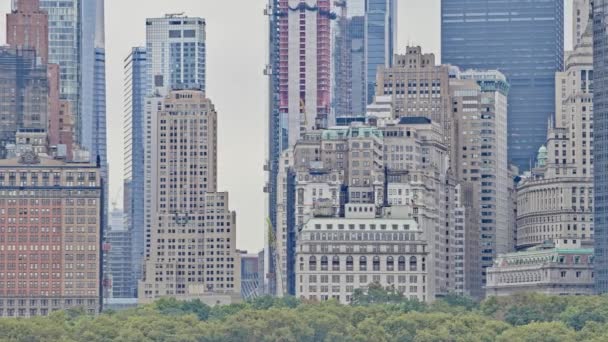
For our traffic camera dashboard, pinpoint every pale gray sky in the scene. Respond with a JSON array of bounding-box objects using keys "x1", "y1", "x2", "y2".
[{"x1": 0, "y1": 0, "x2": 572, "y2": 252}]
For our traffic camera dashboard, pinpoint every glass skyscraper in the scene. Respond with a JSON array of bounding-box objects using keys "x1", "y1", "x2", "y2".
[
  {"x1": 145, "y1": 15, "x2": 206, "y2": 96},
  {"x1": 594, "y1": 0, "x2": 608, "y2": 293},
  {"x1": 123, "y1": 47, "x2": 148, "y2": 297},
  {"x1": 441, "y1": 0, "x2": 564, "y2": 170},
  {"x1": 365, "y1": 0, "x2": 396, "y2": 104}
]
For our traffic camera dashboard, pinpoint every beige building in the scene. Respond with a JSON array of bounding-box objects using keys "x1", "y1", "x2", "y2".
[
  {"x1": 0, "y1": 152, "x2": 103, "y2": 317},
  {"x1": 296, "y1": 204, "x2": 431, "y2": 304},
  {"x1": 138, "y1": 90, "x2": 240, "y2": 304},
  {"x1": 486, "y1": 240, "x2": 594, "y2": 297},
  {"x1": 450, "y1": 70, "x2": 510, "y2": 289},
  {"x1": 375, "y1": 46, "x2": 451, "y2": 142},
  {"x1": 517, "y1": 23, "x2": 594, "y2": 250}
]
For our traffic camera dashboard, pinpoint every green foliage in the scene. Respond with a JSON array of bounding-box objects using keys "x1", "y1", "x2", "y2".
[{"x1": 5, "y1": 293, "x2": 608, "y2": 340}]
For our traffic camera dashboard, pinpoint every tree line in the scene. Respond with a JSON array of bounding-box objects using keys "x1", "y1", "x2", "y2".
[{"x1": 3, "y1": 285, "x2": 608, "y2": 341}]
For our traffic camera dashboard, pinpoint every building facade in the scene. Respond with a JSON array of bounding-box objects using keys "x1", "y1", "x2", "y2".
[
  {"x1": 7, "y1": 0, "x2": 49, "y2": 64},
  {"x1": 594, "y1": 0, "x2": 608, "y2": 294},
  {"x1": 0, "y1": 152, "x2": 103, "y2": 317},
  {"x1": 487, "y1": 240, "x2": 594, "y2": 297},
  {"x1": 451, "y1": 70, "x2": 510, "y2": 287},
  {"x1": 145, "y1": 14, "x2": 206, "y2": 95},
  {"x1": 365, "y1": 0, "x2": 396, "y2": 105},
  {"x1": 104, "y1": 209, "x2": 133, "y2": 300},
  {"x1": 296, "y1": 204, "x2": 430, "y2": 304},
  {"x1": 0, "y1": 47, "x2": 49, "y2": 158},
  {"x1": 123, "y1": 47, "x2": 148, "y2": 296},
  {"x1": 441, "y1": 0, "x2": 564, "y2": 170},
  {"x1": 138, "y1": 90, "x2": 240, "y2": 304}
]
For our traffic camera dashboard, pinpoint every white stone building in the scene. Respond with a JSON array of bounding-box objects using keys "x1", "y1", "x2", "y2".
[{"x1": 296, "y1": 204, "x2": 431, "y2": 304}]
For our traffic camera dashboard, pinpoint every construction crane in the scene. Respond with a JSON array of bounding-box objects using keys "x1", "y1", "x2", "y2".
[{"x1": 267, "y1": 218, "x2": 284, "y2": 296}]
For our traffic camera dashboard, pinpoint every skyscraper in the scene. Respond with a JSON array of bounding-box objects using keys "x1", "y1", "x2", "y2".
[
  {"x1": 0, "y1": 152, "x2": 103, "y2": 317},
  {"x1": 441, "y1": 0, "x2": 564, "y2": 170},
  {"x1": 138, "y1": 90, "x2": 240, "y2": 304},
  {"x1": 145, "y1": 14, "x2": 206, "y2": 95},
  {"x1": 7, "y1": 0, "x2": 48, "y2": 64},
  {"x1": 265, "y1": 0, "x2": 333, "y2": 294},
  {"x1": 0, "y1": 48, "x2": 49, "y2": 157},
  {"x1": 594, "y1": 0, "x2": 608, "y2": 293},
  {"x1": 123, "y1": 47, "x2": 148, "y2": 297},
  {"x1": 365, "y1": 0, "x2": 396, "y2": 105}
]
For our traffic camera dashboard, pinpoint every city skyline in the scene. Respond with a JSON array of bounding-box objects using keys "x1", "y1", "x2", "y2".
[{"x1": 0, "y1": 0, "x2": 575, "y2": 254}]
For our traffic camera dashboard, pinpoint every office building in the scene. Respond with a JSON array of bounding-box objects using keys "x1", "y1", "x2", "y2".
[
  {"x1": 365, "y1": 0, "x2": 397, "y2": 104},
  {"x1": 104, "y1": 209, "x2": 133, "y2": 300},
  {"x1": 441, "y1": 0, "x2": 564, "y2": 170},
  {"x1": 296, "y1": 204, "x2": 430, "y2": 304},
  {"x1": 265, "y1": 0, "x2": 334, "y2": 295},
  {"x1": 375, "y1": 47, "x2": 452, "y2": 143},
  {"x1": 240, "y1": 253, "x2": 261, "y2": 300},
  {"x1": 0, "y1": 151, "x2": 103, "y2": 317},
  {"x1": 7, "y1": 0, "x2": 49, "y2": 64},
  {"x1": 333, "y1": 2, "x2": 366, "y2": 117},
  {"x1": 451, "y1": 70, "x2": 510, "y2": 287},
  {"x1": 123, "y1": 47, "x2": 148, "y2": 295},
  {"x1": 145, "y1": 14, "x2": 206, "y2": 95},
  {"x1": 0, "y1": 47, "x2": 49, "y2": 158},
  {"x1": 138, "y1": 90, "x2": 240, "y2": 304},
  {"x1": 519, "y1": 24, "x2": 594, "y2": 250},
  {"x1": 487, "y1": 240, "x2": 594, "y2": 297},
  {"x1": 594, "y1": 0, "x2": 608, "y2": 294}
]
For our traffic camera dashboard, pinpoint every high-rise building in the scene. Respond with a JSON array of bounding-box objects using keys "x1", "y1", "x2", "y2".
[
  {"x1": 7, "y1": 0, "x2": 49, "y2": 64},
  {"x1": 0, "y1": 151, "x2": 103, "y2": 317},
  {"x1": 441, "y1": 0, "x2": 564, "y2": 170},
  {"x1": 375, "y1": 47, "x2": 452, "y2": 143},
  {"x1": 145, "y1": 14, "x2": 206, "y2": 95},
  {"x1": 574, "y1": 0, "x2": 591, "y2": 47},
  {"x1": 123, "y1": 47, "x2": 148, "y2": 296},
  {"x1": 265, "y1": 0, "x2": 333, "y2": 295},
  {"x1": 594, "y1": 0, "x2": 608, "y2": 294},
  {"x1": 332, "y1": 1, "x2": 366, "y2": 117},
  {"x1": 138, "y1": 90, "x2": 240, "y2": 304},
  {"x1": 365, "y1": 0, "x2": 396, "y2": 105},
  {"x1": 104, "y1": 209, "x2": 133, "y2": 300},
  {"x1": 451, "y1": 70, "x2": 510, "y2": 287},
  {"x1": 0, "y1": 47, "x2": 49, "y2": 158}
]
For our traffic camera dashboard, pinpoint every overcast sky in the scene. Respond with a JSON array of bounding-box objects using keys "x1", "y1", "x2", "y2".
[{"x1": 0, "y1": 0, "x2": 572, "y2": 253}]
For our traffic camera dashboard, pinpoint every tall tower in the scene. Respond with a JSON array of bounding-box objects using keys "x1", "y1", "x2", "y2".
[
  {"x1": 145, "y1": 14, "x2": 206, "y2": 96},
  {"x1": 265, "y1": 0, "x2": 333, "y2": 295},
  {"x1": 441, "y1": 0, "x2": 564, "y2": 171},
  {"x1": 365, "y1": 0, "x2": 397, "y2": 105},
  {"x1": 594, "y1": 0, "x2": 608, "y2": 294},
  {"x1": 138, "y1": 90, "x2": 240, "y2": 304},
  {"x1": 123, "y1": 47, "x2": 148, "y2": 297},
  {"x1": 6, "y1": 0, "x2": 48, "y2": 64}
]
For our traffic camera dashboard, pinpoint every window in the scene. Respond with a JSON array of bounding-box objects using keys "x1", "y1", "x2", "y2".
[
  {"x1": 309, "y1": 256, "x2": 317, "y2": 271},
  {"x1": 373, "y1": 256, "x2": 380, "y2": 271},
  {"x1": 321, "y1": 256, "x2": 328, "y2": 271},
  {"x1": 332, "y1": 256, "x2": 340, "y2": 271},
  {"x1": 387, "y1": 256, "x2": 394, "y2": 271},
  {"x1": 410, "y1": 256, "x2": 418, "y2": 271},
  {"x1": 359, "y1": 256, "x2": 367, "y2": 271},
  {"x1": 398, "y1": 256, "x2": 406, "y2": 271},
  {"x1": 346, "y1": 256, "x2": 353, "y2": 271}
]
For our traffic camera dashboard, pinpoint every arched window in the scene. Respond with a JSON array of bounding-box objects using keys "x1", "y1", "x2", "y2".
[
  {"x1": 332, "y1": 256, "x2": 340, "y2": 271},
  {"x1": 398, "y1": 256, "x2": 406, "y2": 271},
  {"x1": 410, "y1": 256, "x2": 417, "y2": 271},
  {"x1": 373, "y1": 256, "x2": 381, "y2": 271},
  {"x1": 321, "y1": 256, "x2": 328, "y2": 271},
  {"x1": 346, "y1": 256, "x2": 354, "y2": 271},
  {"x1": 387, "y1": 256, "x2": 394, "y2": 271},
  {"x1": 309, "y1": 256, "x2": 317, "y2": 271},
  {"x1": 359, "y1": 256, "x2": 367, "y2": 271}
]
